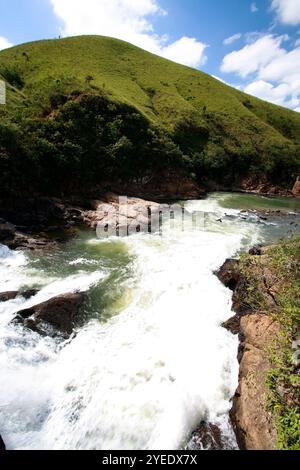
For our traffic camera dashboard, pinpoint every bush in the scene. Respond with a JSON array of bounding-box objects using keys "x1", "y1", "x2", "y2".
[{"x1": 0, "y1": 66, "x2": 25, "y2": 89}]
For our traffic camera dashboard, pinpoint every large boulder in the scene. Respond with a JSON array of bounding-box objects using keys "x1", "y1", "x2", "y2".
[{"x1": 13, "y1": 292, "x2": 87, "y2": 337}]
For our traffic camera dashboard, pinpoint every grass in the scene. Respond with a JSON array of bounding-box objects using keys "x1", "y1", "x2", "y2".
[
  {"x1": 0, "y1": 35, "x2": 300, "y2": 193},
  {"x1": 1, "y1": 36, "x2": 300, "y2": 141}
]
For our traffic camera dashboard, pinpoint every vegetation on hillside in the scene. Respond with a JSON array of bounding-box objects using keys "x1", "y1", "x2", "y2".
[{"x1": 0, "y1": 35, "x2": 300, "y2": 196}]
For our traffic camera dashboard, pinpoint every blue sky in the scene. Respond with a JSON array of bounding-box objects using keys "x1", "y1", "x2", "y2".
[{"x1": 0, "y1": 0, "x2": 300, "y2": 111}]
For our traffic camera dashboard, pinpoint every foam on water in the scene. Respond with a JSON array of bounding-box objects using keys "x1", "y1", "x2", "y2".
[{"x1": 0, "y1": 194, "x2": 280, "y2": 450}]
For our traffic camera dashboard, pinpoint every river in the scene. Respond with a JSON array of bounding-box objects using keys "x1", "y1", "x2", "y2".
[{"x1": 1, "y1": 192, "x2": 300, "y2": 450}]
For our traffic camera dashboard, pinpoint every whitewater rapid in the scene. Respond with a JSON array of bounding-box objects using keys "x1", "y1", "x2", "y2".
[{"x1": 0, "y1": 194, "x2": 292, "y2": 450}]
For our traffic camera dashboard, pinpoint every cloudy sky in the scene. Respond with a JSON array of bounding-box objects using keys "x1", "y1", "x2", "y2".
[{"x1": 0, "y1": 0, "x2": 300, "y2": 112}]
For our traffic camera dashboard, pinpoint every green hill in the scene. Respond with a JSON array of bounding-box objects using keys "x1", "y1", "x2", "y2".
[{"x1": 0, "y1": 35, "x2": 300, "y2": 196}]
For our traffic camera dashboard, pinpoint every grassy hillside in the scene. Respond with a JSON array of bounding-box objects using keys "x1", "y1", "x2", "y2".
[{"x1": 0, "y1": 35, "x2": 300, "y2": 196}]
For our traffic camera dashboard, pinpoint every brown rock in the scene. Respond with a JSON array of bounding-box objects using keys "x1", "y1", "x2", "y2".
[
  {"x1": 230, "y1": 313, "x2": 278, "y2": 450},
  {"x1": 222, "y1": 315, "x2": 241, "y2": 335},
  {"x1": 249, "y1": 245, "x2": 262, "y2": 256},
  {"x1": 0, "y1": 291, "x2": 19, "y2": 302},
  {"x1": 0, "y1": 289, "x2": 39, "y2": 303},
  {"x1": 13, "y1": 292, "x2": 87, "y2": 337},
  {"x1": 292, "y1": 176, "x2": 300, "y2": 196},
  {"x1": 217, "y1": 259, "x2": 240, "y2": 291},
  {"x1": 188, "y1": 422, "x2": 224, "y2": 450}
]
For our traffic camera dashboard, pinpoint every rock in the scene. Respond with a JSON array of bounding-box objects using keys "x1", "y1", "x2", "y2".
[
  {"x1": 217, "y1": 259, "x2": 240, "y2": 291},
  {"x1": 187, "y1": 422, "x2": 224, "y2": 450},
  {"x1": 0, "y1": 291, "x2": 19, "y2": 302},
  {"x1": 0, "y1": 289, "x2": 38, "y2": 303},
  {"x1": 21, "y1": 289, "x2": 39, "y2": 299},
  {"x1": 292, "y1": 176, "x2": 300, "y2": 196},
  {"x1": 0, "y1": 434, "x2": 5, "y2": 451},
  {"x1": 13, "y1": 292, "x2": 87, "y2": 337},
  {"x1": 0, "y1": 223, "x2": 15, "y2": 241},
  {"x1": 249, "y1": 245, "x2": 262, "y2": 256},
  {"x1": 230, "y1": 313, "x2": 278, "y2": 450},
  {"x1": 222, "y1": 315, "x2": 240, "y2": 335}
]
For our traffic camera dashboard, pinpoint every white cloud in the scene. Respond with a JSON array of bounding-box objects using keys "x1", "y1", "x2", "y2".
[
  {"x1": 161, "y1": 37, "x2": 207, "y2": 68},
  {"x1": 221, "y1": 34, "x2": 300, "y2": 111},
  {"x1": 295, "y1": 107, "x2": 300, "y2": 112},
  {"x1": 49, "y1": 0, "x2": 208, "y2": 68},
  {"x1": 271, "y1": 0, "x2": 300, "y2": 25},
  {"x1": 0, "y1": 36, "x2": 13, "y2": 51},
  {"x1": 220, "y1": 35, "x2": 286, "y2": 77},
  {"x1": 251, "y1": 2, "x2": 258, "y2": 12},
  {"x1": 223, "y1": 33, "x2": 242, "y2": 46},
  {"x1": 244, "y1": 80, "x2": 294, "y2": 106},
  {"x1": 259, "y1": 46, "x2": 300, "y2": 85}
]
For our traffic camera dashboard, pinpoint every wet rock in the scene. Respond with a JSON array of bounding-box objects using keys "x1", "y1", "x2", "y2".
[
  {"x1": 13, "y1": 292, "x2": 87, "y2": 337},
  {"x1": 21, "y1": 289, "x2": 39, "y2": 299},
  {"x1": 187, "y1": 422, "x2": 224, "y2": 450},
  {"x1": 230, "y1": 314, "x2": 278, "y2": 450},
  {"x1": 0, "y1": 289, "x2": 39, "y2": 303},
  {"x1": 249, "y1": 245, "x2": 262, "y2": 256},
  {"x1": 0, "y1": 291, "x2": 19, "y2": 302},
  {"x1": 222, "y1": 315, "x2": 240, "y2": 335},
  {"x1": 0, "y1": 434, "x2": 5, "y2": 451},
  {"x1": 217, "y1": 259, "x2": 240, "y2": 291},
  {"x1": 0, "y1": 223, "x2": 15, "y2": 241}
]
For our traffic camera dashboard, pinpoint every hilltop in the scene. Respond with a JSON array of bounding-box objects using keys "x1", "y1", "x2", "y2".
[{"x1": 0, "y1": 35, "x2": 300, "y2": 197}]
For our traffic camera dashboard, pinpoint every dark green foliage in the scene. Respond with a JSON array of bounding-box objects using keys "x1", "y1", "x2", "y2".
[
  {"x1": 0, "y1": 66, "x2": 24, "y2": 89},
  {"x1": 0, "y1": 93, "x2": 184, "y2": 195}
]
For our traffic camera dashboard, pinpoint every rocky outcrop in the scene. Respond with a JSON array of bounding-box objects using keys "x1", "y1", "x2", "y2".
[
  {"x1": 238, "y1": 177, "x2": 294, "y2": 197},
  {"x1": 217, "y1": 252, "x2": 279, "y2": 450},
  {"x1": 0, "y1": 289, "x2": 39, "y2": 303},
  {"x1": 84, "y1": 194, "x2": 161, "y2": 235},
  {"x1": 230, "y1": 313, "x2": 278, "y2": 450},
  {"x1": 292, "y1": 176, "x2": 300, "y2": 196},
  {"x1": 216, "y1": 259, "x2": 240, "y2": 291},
  {"x1": 0, "y1": 187, "x2": 204, "y2": 250},
  {"x1": 0, "y1": 435, "x2": 5, "y2": 451},
  {"x1": 13, "y1": 292, "x2": 87, "y2": 338},
  {"x1": 187, "y1": 422, "x2": 224, "y2": 450}
]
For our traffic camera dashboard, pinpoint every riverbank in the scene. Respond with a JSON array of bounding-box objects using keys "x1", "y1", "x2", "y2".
[
  {"x1": 218, "y1": 240, "x2": 300, "y2": 450},
  {"x1": 1, "y1": 189, "x2": 300, "y2": 253}
]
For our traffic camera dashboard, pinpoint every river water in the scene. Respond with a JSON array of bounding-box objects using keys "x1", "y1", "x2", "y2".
[{"x1": 1, "y1": 192, "x2": 300, "y2": 450}]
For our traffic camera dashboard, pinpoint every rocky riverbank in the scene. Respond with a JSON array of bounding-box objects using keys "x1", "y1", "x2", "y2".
[{"x1": 217, "y1": 240, "x2": 300, "y2": 450}]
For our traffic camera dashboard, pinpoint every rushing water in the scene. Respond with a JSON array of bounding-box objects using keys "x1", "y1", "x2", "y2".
[{"x1": 0, "y1": 192, "x2": 300, "y2": 450}]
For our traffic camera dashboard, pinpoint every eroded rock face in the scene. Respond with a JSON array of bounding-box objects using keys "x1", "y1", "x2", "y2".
[
  {"x1": 13, "y1": 292, "x2": 87, "y2": 338},
  {"x1": 218, "y1": 252, "x2": 279, "y2": 450},
  {"x1": 230, "y1": 314, "x2": 278, "y2": 450}
]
